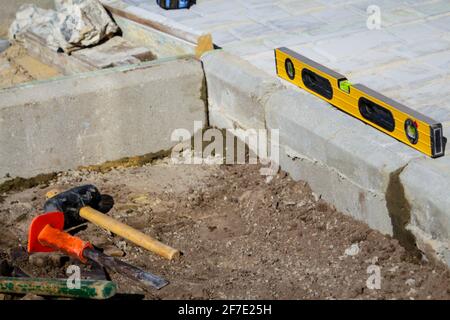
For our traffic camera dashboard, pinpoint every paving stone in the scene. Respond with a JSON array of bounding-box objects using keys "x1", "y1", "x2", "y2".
[
  {"x1": 190, "y1": 0, "x2": 244, "y2": 15},
  {"x1": 244, "y1": 4, "x2": 290, "y2": 22},
  {"x1": 309, "y1": 5, "x2": 365, "y2": 23},
  {"x1": 277, "y1": 0, "x2": 325, "y2": 14},
  {"x1": 242, "y1": 50, "x2": 277, "y2": 75},
  {"x1": 419, "y1": 50, "x2": 450, "y2": 71},
  {"x1": 211, "y1": 29, "x2": 240, "y2": 46},
  {"x1": 312, "y1": 29, "x2": 400, "y2": 61},
  {"x1": 413, "y1": 0, "x2": 450, "y2": 16},
  {"x1": 228, "y1": 22, "x2": 278, "y2": 40},
  {"x1": 428, "y1": 15, "x2": 450, "y2": 32},
  {"x1": 223, "y1": 38, "x2": 273, "y2": 56},
  {"x1": 180, "y1": 12, "x2": 250, "y2": 32},
  {"x1": 379, "y1": 6, "x2": 426, "y2": 26},
  {"x1": 349, "y1": 60, "x2": 443, "y2": 93},
  {"x1": 241, "y1": 0, "x2": 275, "y2": 8},
  {"x1": 268, "y1": 15, "x2": 324, "y2": 31},
  {"x1": 351, "y1": 0, "x2": 404, "y2": 12}
]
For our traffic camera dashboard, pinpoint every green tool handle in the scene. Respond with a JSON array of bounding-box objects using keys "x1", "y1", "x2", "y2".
[{"x1": 0, "y1": 276, "x2": 116, "y2": 300}]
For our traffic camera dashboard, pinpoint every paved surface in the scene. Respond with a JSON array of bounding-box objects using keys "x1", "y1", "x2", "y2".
[{"x1": 121, "y1": 0, "x2": 450, "y2": 127}]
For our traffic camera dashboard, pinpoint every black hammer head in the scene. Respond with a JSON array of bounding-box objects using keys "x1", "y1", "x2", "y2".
[{"x1": 43, "y1": 185, "x2": 114, "y2": 228}]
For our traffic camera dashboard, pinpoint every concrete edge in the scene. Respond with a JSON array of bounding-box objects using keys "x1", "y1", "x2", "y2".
[
  {"x1": 0, "y1": 56, "x2": 207, "y2": 179},
  {"x1": 0, "y1": 54, "x2": 195, "y2": 96},
  {"x1": 400, "y1": 157, "x2": 450, "y2": 266}
]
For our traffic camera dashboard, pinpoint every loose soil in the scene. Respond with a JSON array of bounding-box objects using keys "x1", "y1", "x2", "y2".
[{"x1": 0, "y1": 160, "x2": 449, "y2": 300}]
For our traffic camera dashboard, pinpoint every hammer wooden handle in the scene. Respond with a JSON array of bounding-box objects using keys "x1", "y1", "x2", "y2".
[{"x1": 80, "y1": 207, "x2": 180, "y2": 260}]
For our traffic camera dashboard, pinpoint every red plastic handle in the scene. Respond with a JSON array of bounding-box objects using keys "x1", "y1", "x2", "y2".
[{"x1": 37, "y1": 224, "x2": 93, "y2": 263}]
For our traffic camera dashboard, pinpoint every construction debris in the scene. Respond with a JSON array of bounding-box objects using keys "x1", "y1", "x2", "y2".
[
  {"x1": 70, "y1": 36, "x2": 156, "y2": 68},
  {"x1": 10, "y1": 0, "x2": 119, "y2": 53},
  {"x1": 344, "y1": 243, "x2": 360, "y2": 257}
]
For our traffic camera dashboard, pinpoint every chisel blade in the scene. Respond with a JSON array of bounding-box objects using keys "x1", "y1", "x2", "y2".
[{"x1": 83, "y1": 248, "x2": 168, "y2": 290}]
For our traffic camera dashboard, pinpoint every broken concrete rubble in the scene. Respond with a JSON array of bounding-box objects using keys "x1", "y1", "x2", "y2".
[
  {"x1": 10, "y1": 0, "x2": 118, "y2": 53},
  {"x1": 71, "y1": 36, "x2": 155, "y2": 68}
]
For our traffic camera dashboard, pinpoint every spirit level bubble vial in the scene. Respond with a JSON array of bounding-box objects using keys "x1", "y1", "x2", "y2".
[{"x1": 274, "y1": 47, "x2": 446, "y2": 158}]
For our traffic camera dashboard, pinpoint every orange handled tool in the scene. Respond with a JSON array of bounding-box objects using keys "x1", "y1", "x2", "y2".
[
  {"x1": 28, "y1": 212, "x2": 168, "y2": 290},
  {"x1": 37, "y1": 224, "x2": 93, "y2": 263},
  {"x1": 44, "y1": 185, "x2": 180, "y2": 260}
]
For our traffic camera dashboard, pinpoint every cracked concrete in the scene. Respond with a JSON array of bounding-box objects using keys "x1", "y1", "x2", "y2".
[{"x1": 386, "y1": 165, "x2": 420, "y2": 259}]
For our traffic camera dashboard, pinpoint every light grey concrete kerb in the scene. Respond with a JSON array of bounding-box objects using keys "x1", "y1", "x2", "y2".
[
  {"x1": 401, "y1": 157, "x2": 450, "y2": 266},
  {"x1": 0, "y1": 57, "x2": 207, "y2": 179}
]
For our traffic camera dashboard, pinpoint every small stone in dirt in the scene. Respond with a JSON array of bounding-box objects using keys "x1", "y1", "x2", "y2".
[
  {"x1": 8, "y1": 247, "x2": 28, "y2": 262},
  {"x1": 407, "y1": 288, "x2": 417, "y2": 296},
  {"x1": 405, "y1": 278, "x2": 416, "y2": 287},
  {"x1": 389, "y1": 265, "x2": 399, "y2": 273},
  {"x1": 49, "y1": 253, "x2": 68, "y2": 267},
  {"x1": 103, "y1": 246, "x2": 125, "y2": 257},
  {"x1": 344, "y1": 243, "x2": 360, "y2": 257},
  {"x1": 131, "y1": 194, "x2": 151, "y2": 205},
  {"x1": 28, "y1": 253, "x2": 47, "y2": 267},
  {"x1": 15, "y1": 213, "x2": 28, "y2": 222},
  {"x1": 116, "y1": 241, "x2": 127, "y2": 251}
]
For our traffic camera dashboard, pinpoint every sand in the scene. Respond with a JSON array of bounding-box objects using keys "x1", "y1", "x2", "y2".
[{"x1": 0, "y1": 43, "x2": 60, "y2": 89}]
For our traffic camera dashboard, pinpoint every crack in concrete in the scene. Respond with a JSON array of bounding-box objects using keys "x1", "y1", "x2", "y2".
[
  {"x1": 386, "y1": 164, "x2": 421, "y2": 260},
  {"x1": 200, "y1": 62, "x2": 210, "y2": 128},
  {"x1": 284, "y1": 145, "x2": 379, "y2": 196}
]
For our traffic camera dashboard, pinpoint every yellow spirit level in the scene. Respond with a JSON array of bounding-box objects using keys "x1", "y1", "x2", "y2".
[{"x1": 275, "y1": 47, "x2": 446, "y2": 158}]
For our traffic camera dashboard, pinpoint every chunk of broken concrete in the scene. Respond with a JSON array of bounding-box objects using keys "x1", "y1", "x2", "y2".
[
  {"x1": 10, "y1": 0, "x2": 119, "y2": 53},
  {"x1": 103, "y1": 246, "x2": 125, "y2": 257},
  {"x1": 71, "y1": 36, "x2": 155, "y2": 68},
  {"x1": 344, "y1": 243, "x2": 360, "y2": 256},
  {"x1": 55, "y1": 0, "x2": 119, "y2": 49},
  {"x1": 9, "y1": 4, "x2": 65, "y2": 51}
]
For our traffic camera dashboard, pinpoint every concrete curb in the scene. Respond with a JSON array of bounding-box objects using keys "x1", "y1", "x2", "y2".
[
  {"x1": 265, "y1": 88, "x2": 421, "y2": 237},
  {"x1": 202, "y1": 50, "x2": 282, "y2": 131},
  {"x1": 0, "y1": 57, "x2": 207, "y2": 179},
  {"x1": 201, "y1": 49, "x2": 450, "y2": 267},
  {"x1": 400, "y1": 157, "x2": 450, "y2": 265}
]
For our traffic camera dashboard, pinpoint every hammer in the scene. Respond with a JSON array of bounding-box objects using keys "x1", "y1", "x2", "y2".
[
  {"x1": 28, "y1": 211, "x2": 168, "y2": 290},
  {"x1": 44, "y1": 185, "x2": 180, "y2": 260}
]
